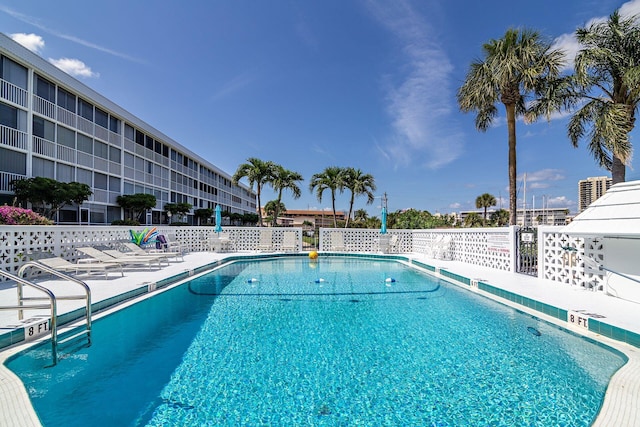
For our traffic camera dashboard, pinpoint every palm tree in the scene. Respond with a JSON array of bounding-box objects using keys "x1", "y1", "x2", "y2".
[
  {"x1": 232, "y1": 158, "x2": 275, "y2": 227},
  {"x1": 475, "y1": 193, "x2": 497, "y2": 226},
  {"x1": 457, "y1": 28, "x2": 565, "y2": 225},
  {"x1": 567, "y1": 11, "x2": 640, "y2": 184},
  {"x1": 309, "y1": 166, "x2": 345, "y2": 227},
  {"x1": 264, "y1": 200, "x2": 286, "y2": 225},
  {"x1": 342, "y1": 167, "x2": 376, "y2": 228},
  {"x1": 354, "y1": 208, "x2": 368, "y2": 223},
  {"x1": 464, "y1": 212, "x2": 484, "y2": 228},
  {"x1": 270, "y1": 165, "x2": 303, "y2": 227},
  {"x1": 490, "y1": 209, "x2": 510, "y2": 227}
]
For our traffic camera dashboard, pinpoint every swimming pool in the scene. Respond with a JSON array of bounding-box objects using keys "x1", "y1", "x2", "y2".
[{"x1": 6, "y1": 256, "x2": 627, "y2": 426}]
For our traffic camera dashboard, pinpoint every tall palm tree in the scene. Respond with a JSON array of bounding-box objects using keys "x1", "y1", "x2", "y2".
[
  {"x1": 342, "y1": 167, "x2": 376, "y2": 228},
  {"x1": 232, "y1": 158, "x2": 275, "y2": 227},
  {"x1": 270, "y1": 165, "x2": 303, "y2": 226},
  {"x1": 475, "y1": 193, "x2": 497, "y2": 226},
  {"x1": 567, "y1": 11, "x2": 640, "y2": 184},
  {"x1": 309, "y1": 166, "x2": 345, "y2": 227},
  {"x1": 457, "y1": 28, "x2": 565, "y2": 225}
]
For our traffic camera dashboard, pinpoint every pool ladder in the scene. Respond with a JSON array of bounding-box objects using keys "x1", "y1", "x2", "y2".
[{"x1": 0, "y1": 261, "x2": 92, "y2": 366}]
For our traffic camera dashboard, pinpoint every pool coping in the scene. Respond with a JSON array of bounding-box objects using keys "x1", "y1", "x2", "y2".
[{"x1": 1, "y1": 252, "x2": 638, "y2": 426}]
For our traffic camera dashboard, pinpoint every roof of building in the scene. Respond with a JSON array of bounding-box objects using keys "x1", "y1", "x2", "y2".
[{"x1": 562, "y1": 180, "x2": 640, "y2": 237}]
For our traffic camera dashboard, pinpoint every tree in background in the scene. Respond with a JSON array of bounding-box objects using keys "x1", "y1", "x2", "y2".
[
  {"x1": 11, "y1": 177, "x2": 92, "y2": 220},
  {"x1": 164, "y1": 202, "x2": 192, "y2": 224},
  {"x1": 264, "y1": 200, "x2": 287, "y2": 225},
  {"x1": 194, "y1": 208, "x2": 213, "y2": 225},
  {"x1": 309, "y1": 166, "x2": 345, "y2": 228},
  {"x1": 490, "y1": 209, "x2": 510, "y2": 226},
  {"x1": 233, "y1": 158, "x2": 276, "y2": 227},
  {"x1": 458, "y1": 28, "x2": 565, "y2": 225},
  {"x1": 116, "y1": 193, "x2": 156, "y2": 223},
  {"x1": 342, "y1": 167, "x2": 376, "y2": 228},
  {"x1": 270, "y1": 165, "x2": 303, "y2": 227},
  {"x1": 464, "y1": 212, "x2": 484, "y2": 228},
  {"x1": 475, "y1": 193, "x2": 497, "y2": 226}
]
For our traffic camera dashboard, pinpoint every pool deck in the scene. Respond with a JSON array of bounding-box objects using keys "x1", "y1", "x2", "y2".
[{"x1": 0, "y1": 251, "x2": 638, "y2": 426}]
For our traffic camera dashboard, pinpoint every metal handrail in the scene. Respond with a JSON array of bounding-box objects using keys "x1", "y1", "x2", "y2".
[
  {"x1": 0, "y1": 269, "x2": 58, "y2": 364},
  {"x1": 18, "y1": 261, "x2": 92, "y2": 347}
]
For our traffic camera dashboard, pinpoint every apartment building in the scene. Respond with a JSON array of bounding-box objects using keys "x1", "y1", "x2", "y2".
[
  {"x1": 578, "y1": 176, "x2": 612, "y2": 212},
  {"x1": 458, "y1": 207, "x2": 570, "y2": 227},
  {"x1": 0, "y1": 34, "x2": 256, "y2": 224}
]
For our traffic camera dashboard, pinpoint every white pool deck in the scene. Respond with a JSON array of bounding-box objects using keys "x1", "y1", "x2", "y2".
[{"x1": 0, "y1": 251, "x2": 638, "y2": 426}]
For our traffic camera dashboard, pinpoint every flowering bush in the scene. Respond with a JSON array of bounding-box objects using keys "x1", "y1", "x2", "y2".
[{"x1": 0, "y1": 206, "x2": 53, "y2": 225}]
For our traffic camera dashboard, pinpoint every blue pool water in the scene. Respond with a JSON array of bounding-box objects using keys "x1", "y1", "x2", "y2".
[{"x1": 6, "y1": 257, "x2": 626, "y2": 426}]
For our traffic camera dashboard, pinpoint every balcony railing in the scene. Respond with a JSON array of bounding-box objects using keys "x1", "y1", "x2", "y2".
[
  {"x1": 0, "y1": 79, "x2": 28, "y2": 107},
  {"x1": 0, "y1": 171, "x2": 25, "y2": 192},
  {"x1": 0, "y1": 125, "x2": 28, "y2": 150}
]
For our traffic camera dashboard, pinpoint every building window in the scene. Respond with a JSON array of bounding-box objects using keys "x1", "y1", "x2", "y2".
[
  {"x1": 32, "y1": 116, "x2": 55, "y2": 141},
  {"x1": 124, "y1": 123, "x2": 134, "y2": 141},
  {"x1": 32, "y1": 157, "x2": 55, "y2": 178},
  {"x1": 94, "y1": 172, "x2": 108, "y2": 190},
  {"x1": 109, "y1": 146, "x2": 121, "y2": 163},
  {"x1": 77, "y1": 134, "x2": 93, "y2": 154},
  {"x1": 109, "y1": 116, "x2": 119, "y2": 133},
  {"x1": 0, "y1": 102, "x2": 27, "y2": 131},
  {"x1": 94, "y1": 141, "x2": 108, "y2": 159},
  {"x1": 78, "y1": 98, "x2": 93, "y2": 121},
  {"x1": 77, "y1": 168, "x2": 92, "y2": 186},
  {"x1": 108, "y1": 176, "x2": 120, "y2": 192},
  {"x1": 135, "y1": 129, "x2": 145, "y2": 146},
  {"x1": 1, "y1": 56, "x2": 28, "y2": 89},
  {"x1": 57, "y1": 125, "x2": 75, "y2": 148},
  {"x1": 145, "y1": 135, "x2": 154, "y2": 150},
  {"x1": 57, "y1": 87, "x2": 76, "y2": 113},
  {"x1": 95, "y1": 107, "x2": 108, "y2": 128},
  {"x1": 0, "y1": 146, "x2": 26, "y2": 174},
  {"x1": 56, "y1": 163, "x2": 74, "y2": 182},
  {"x1": 35, "y1": 75, "x2": 56, "y2": 102}
]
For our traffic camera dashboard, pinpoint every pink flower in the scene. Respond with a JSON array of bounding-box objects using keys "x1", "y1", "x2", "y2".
[{"x1": 0, "y1": 206, "x2": 53, "y2": 225}]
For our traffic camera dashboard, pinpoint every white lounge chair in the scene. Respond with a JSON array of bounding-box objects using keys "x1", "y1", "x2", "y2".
[
  {"x1": 257, "y1": 229, "x2": 273, "y2": 251},
  {"x1": 388, "y1": 234, "x2": 400, "y2": 253},
  {"x1": 36, "y1": 256, "x2": 123, "y2": 279},
  {"x1": 330, "y1": 231, "x2": 346, "y2": 251},
  {"x1": 76, "y1": 247, "x2": 162, "y2": 270},
  {"x1": 208, "y1": 234, "x2": 232, "y2": 252},
  {"x1": 121, "y1": 242, "x2": 183, "y2": 262},
  {"x1": 432, "y1": 235, "x2": 452, "y2": 260},
  {"x1": 281, "y1": 231, "x2": 298, "y2": 252}
]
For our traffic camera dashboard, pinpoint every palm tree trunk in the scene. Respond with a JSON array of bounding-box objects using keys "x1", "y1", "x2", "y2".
[
  {"x1": 345, "y1": 193, "x2": 355, "y2": 228},
  {"x1": 257, "y1": 187, "x2": 263, "y2": 227},
  {"x1": 611, "y1": 155, "x2": 626, "y2": 184},
  {"x1": 506, "y1": 103, "x2": 517, "y2": 226},
  {"x1": 331, "y1": 190, "x2": 337, "y2": 228}
]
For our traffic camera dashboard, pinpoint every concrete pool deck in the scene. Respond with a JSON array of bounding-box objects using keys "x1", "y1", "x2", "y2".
[{"x1": 0, "y1": 251, "x2": 638, "y2": 426}]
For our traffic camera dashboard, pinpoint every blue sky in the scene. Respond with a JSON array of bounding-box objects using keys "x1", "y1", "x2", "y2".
[{"x1": 2, "y1": 0, "x2": 640, "y2": 217}]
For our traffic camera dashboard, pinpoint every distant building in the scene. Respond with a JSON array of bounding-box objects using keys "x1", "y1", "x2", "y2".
[
  {"x1": 458, "y1": 207, "x2": 570, "y2": 227},
  {"x1": 260, "y1": 208, "x2": 346, "y2": 228},
  {"x1": 578, "y1": 176, "x2": 612, "y2": 212},
  {"x1": 0, "y1": 34, "x2": 256, "y2": 225}
]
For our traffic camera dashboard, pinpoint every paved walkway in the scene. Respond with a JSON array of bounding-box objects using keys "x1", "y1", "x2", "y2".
[{"x1": 0, "y1": 252, "x2": 638, "y2": 426}]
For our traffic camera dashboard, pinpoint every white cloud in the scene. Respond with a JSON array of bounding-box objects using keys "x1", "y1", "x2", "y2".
[
  {"x1": 10, "y1": 33, "x2": 44, "y2": 53},
  {"x1": 0, "y1": 5, "x2": 143, "y2": 64},
  {"x1": 367, "y1": 0, "x2": 464, "y2": 170},
  {"x1": 211, "y1": 73, "x2": 255, "y2": 101},
  {"x1": 518, "y1": 168, "x2": 565, "y2": 184},
  {"x1": 553, "y1": 0, "x2": 640, "y2": 71},
  {"x1": 48, "y1": 58, "x2": 99, "y2": 78},
  {"x1": 448, "y1": 202, "x2": 461, "y2": 209}
]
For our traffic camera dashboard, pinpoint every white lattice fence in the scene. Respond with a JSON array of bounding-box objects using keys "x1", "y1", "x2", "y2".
[
  {"x1": 413, "y1": 228, "x2": 515, "y2": 271},
  {"x1": 0, "y1": 226, "x2": 303, "y2": 280},
  {"x1": 319, "y1": 229, "x2": 413, "y2": 253},
  {"x1": 540, "y1": 227, "x2": 605, "y2": 289}
]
